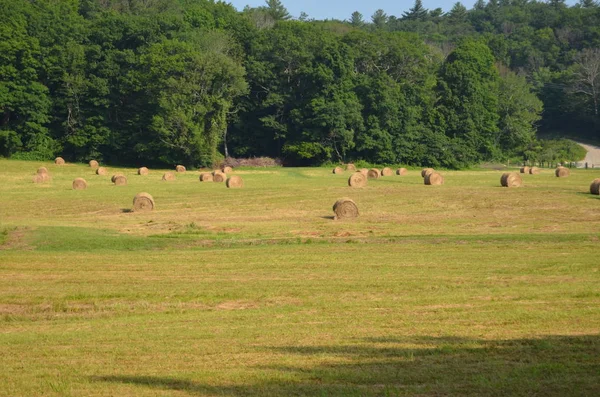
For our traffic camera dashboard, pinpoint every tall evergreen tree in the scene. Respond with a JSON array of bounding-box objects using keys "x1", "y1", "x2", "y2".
[
  {"x1": 403, "y1": 0, "x2": 429, "y2": 20},
  {"x1": 265, "y1": 0, "x2": 291, "y2": 21},
  {"x1": 349, "y1": 11, "x2": 365, "y2": 27},
  {"x1": 371, "y1": 9, "x2": 388, "y2": 28}
]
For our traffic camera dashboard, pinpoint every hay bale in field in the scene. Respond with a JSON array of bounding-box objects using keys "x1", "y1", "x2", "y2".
[
  {"x1": 367, "y1": 168, "x2": 380, "y2": 179},
  {"x1": 333, "y1": 166, "x2": 344, "y2": 174},
  {"x1": 110, "y1": 174, "x2": 122, "y2": 183},
  {"x1": 348, "y1": 172, "x2": 367, "y2": 188},
  {"x1": 213, "y1": 172, "x2": 226, "y2": 183},
  {"x1": 421, "y1": 168, "x2": 434, "y2": 178},
  {"x1": 37, "y1": 167, "x2": 48, "y2": 175},
  {"x1": 199, "y1": 172, "x2": 213, "y2": 182},
  {"x1": 226, "y1": 175, "x2": 244, "y2": 188},
  {"x1": 89, "y1": 160, "x2": 99, "y2": 168},
  {"x1": 137, "y1": 167, "x2": 149, "y2": 176},
  {"x1": 381, "y1": 167, "x2": 393, "y2": 177},
  {"x1": 162, "y1": 172, "x2": 176, "y2": 181},
  {"x1": 359, "y1": 168, "x2": 368, "y2": 176},
  {"x1": 520, "y1": 166, "x2": 530, "y2": 174},
  {"x1": 55, "y1": 157, "x2": 65, "y2": 165},
  {"x1": 500, "y1": 172, "x2": 522, "y2": 187},
  {"x1": 112, "y1": 175, "x2": 127, "y2": 186},
  {"x1": 33, "y1": 173, "x2": 51, "y2": 183},
  {"x1": 424, "y1": 172, "x2": 444, "y2": 185},
  {"x1": 345, "y1": 164, "x2": 356, "y2": 171},
  {"x1": 555, "y1": 167, "x2": 570, "y2": 178},
  {"x1": 133, "y1": 192, "x2": 155, "y2": 212},
  {"x1": 396, "y1": 168, "x2": 408, "y2": 176},
  {"x1": 529, "y1": 167, "x2": 540, "y2": 175},
  {"x1": 176, "y1": 165, "x2": 186, "y2": 173},
  {"x1": 333, "y1": 198, "x2": 359, "y2": 220},
  {"x1": 96, "y1": 167, "x2": 108, "y2": 176},
  {"x1": 222, "y1": 166, "x2": 233, "y2": 174},
  {"x1": 590, "y1": 178, "x2": 600, "y2": 195},
  {"x1": 72, "y1": 178, "x2": 87, "y2": 190}
]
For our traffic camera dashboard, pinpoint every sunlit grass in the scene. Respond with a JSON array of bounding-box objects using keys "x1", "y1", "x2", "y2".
[{"x1": 1, "y1": 159, "x2": 599, "y2": 396}]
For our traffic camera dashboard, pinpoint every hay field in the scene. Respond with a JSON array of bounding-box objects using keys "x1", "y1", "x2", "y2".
[{"x1": 1, "y1": 159, "x2": 599, "y2": 396}]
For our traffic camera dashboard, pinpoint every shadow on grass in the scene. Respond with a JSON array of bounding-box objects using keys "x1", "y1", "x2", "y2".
[
  {"x1": 121, "y1": 208, "x2": 133, "y2": 213},
  {"x1": 575, "y1": 192, "x2": 600, "y2": 200},
  {"x1": 93, "y1": 334, "x2": 600, "y2": 396}
]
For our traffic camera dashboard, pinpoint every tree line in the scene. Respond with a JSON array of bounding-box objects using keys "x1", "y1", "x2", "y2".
[{"x1": 0, "y1": 0, "x2": 598, "y2": 168}]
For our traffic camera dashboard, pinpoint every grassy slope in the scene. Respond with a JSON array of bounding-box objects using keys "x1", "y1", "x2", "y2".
[{"x1": 0, "y1": 160, "x2": 599, "y2": 396}]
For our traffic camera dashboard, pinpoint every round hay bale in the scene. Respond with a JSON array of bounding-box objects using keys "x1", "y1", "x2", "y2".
[
  {"x1": 113, "y1": 175, "x2": 127, "y2": 186},
  {"x1": 33, "y1": 173, "x2": 51, "y2": 183},
  {"x1": 500, "y1": 172, "x2": 522, "y2": 187},
  {"x1": 199, "y1": 172, "x2": 213, "y2": 182},
  {"x1": 590, "y1": 178, "x2": 600, "y2": 195},
  {"x1": 424, "y1": 172, "x2": 444, "y2": 186},
  {"x1": 36, "y1": 167, "x2": 49, "y2": 176},
  {"x1": 381, "y1": 167, "x2": 393, "y2": 177},
  {"x1": 333, "y1": 166, "x2": 344, "y2": 174},
  {"x1": 396, "y1": 168, "x2": 408, "y2": 176},
  {"x1": 222, "y1": 166, "x2": 233, "y2": 174},
  {"x1": 529, "y1": 167, "x2": 540, "y2": 175},
  {"x1": 226, "y1": 175, "x2": 244, "y2": 188},
  {"x1": 421, "y1": 168, "x2": 434, "y2": 178},
  {"x1": 55, "y1": 157, "x2": 65, "y2": 165},
  {"x1": 367, "y1": 168, "x2": 380, "y2": 179},
  {"x1": 72, "y1": 178, "x2": 87, "y2": 190},
  {"x1": 176, "y1": 165, "x2": 186, "y2": 173},
  {"x1": 89, "y1": 160, "x2": 99, "y2": 169},
  {"x1": 555, "y1": 167, "x2": 570, "y2": 178},
  {"x1": 520, "y1": 166, "x2": 530, "y2": 174},
  {"x1": 96, "y1": 167, "x2": 108, "y2": 176},
  {"x1": 110, "y1": 174, "x2": 123, "y2": 183},
  {"x1": 359, "y1": 168, "x2": 369, "y2": 176},
  {"x1": 348, "y1": 172, "x2": 367, "y2": 188},
  {"x1": 137, "y1": 167, "x2": 149, "y2": 176},
  {"x1": 345, "y1": 164, "x2": 356, "y2": 171},
  {"x1": 162, "y1": 172, "x2": 176, "y2": 181},
  {"x1": 333, "y1": 198, "x2": 359, "y2": 220},
  {"x1": 133, "y1": 192, "x2": 155, "y2": 212},
  {"x1": 213, "y1": 172, "x2": 226, "y2": 183}
]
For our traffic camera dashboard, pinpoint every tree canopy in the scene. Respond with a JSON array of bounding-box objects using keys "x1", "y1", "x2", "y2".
[{"x1": 1, "y1": 0, "x2": 598, "y2": 167}]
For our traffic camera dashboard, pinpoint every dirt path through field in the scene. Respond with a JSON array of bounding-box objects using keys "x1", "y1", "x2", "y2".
[{"x1": 576, "y1": 142, "x2": 600, "y2": 168}]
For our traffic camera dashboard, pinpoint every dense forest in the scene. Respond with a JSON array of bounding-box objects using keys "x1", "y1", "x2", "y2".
[{"x1": 1, "y1": 0, "x2": 598, "y2": 167}]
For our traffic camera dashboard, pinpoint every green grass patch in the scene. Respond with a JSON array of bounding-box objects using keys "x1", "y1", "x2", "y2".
[{"x1": 0, "y1": 159, "x2": 599, "y2": 396}]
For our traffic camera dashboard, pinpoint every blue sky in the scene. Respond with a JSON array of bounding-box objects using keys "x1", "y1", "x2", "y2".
[{"x1": 228, "y1": 0, "x2": 578, "y2": 21}]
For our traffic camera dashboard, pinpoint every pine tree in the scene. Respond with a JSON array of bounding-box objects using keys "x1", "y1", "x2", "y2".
[
  {"x1": 402, "y1": 0, "x2": 429, "y2": 21},
  {"x1": 349, "y1": 11, "x2": 364, "y2": 27},
  {"x1": 265, "y1": 0, "x2": 290, "y2": 21},
  {"x1": 371, "y1": 9, "x2": 388, "y2": 28}
]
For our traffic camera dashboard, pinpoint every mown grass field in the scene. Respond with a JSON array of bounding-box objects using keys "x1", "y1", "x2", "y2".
[{"x1": 1, "y1": 159, "x2": 599, "y2": 396}]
